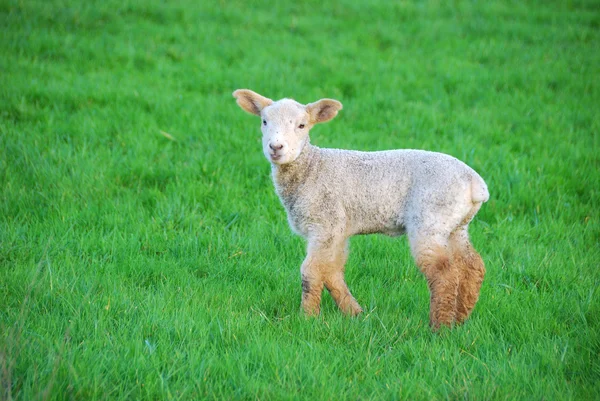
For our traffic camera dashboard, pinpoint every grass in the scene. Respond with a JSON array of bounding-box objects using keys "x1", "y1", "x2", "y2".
[{"x1": 1, "y1": 0, "x2": 599, "y2": 399}]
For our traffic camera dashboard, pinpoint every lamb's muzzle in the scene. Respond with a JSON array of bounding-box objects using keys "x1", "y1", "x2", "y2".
[{"x1": 233, "y1": 88, "x2": 489, "y2": 330}]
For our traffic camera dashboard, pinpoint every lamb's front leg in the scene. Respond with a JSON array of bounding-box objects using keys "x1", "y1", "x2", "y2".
[
  {"x1": 300, "y1": 255, "x2": 325, "y2": 316},
  {"x1": 323, "y1": 239, "x2": 362, "y2": 316},
  {"x1": 301, "y1": 237, "x2": 362, "y2": 316},
  {"x1": 325, "y1": 271, "x2": 363, "y2": 316}
]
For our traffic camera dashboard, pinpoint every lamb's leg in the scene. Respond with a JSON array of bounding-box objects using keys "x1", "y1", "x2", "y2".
[
  {"x1": 410, "y1": 235, "x2": 460, "y2": 330},
  {"x1": 322, "y1": 240, "x2": 362, "y2": 315},
  {"x1": 325, "y1": 271, "x2": 363, "y2": 316},
  {"x1": 450, "y1": 228, "x2": 485, "y2": 324},
  {"x1": 301, "y1": 237, "x2": 362, "y2": 316},
  {"x1": 300, "y1": 256, "x2": 325, "y2": 316}
]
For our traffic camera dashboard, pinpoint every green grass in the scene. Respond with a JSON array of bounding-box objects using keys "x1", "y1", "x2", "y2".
[{"x1": 1, "y1": 0, "x2": 599, "y2": 399}]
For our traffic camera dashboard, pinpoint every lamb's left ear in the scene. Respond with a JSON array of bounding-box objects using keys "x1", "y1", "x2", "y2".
[
  {"x1": 232, "y1": 89, "x2": 273, "y2": 116},
  {"x1": 306, "y1": 99, "x2": 343, "y2": 124}
]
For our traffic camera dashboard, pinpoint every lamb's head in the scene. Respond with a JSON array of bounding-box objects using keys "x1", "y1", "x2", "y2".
[{"x1": 233, "y1": 89, "x2": 342, "y2": 165}]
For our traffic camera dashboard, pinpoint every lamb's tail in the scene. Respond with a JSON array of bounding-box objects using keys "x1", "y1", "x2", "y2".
[{"x1": 470, "y1": 173, "x2": 489, "y2": 203}]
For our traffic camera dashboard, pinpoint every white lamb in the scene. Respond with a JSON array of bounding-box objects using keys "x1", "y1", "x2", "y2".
[{"x1": 233, "y1": 89, "x2": 489, "y2": 329}]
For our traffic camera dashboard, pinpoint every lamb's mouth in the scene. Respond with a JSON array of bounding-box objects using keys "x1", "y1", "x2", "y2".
[{"x1": 270, "y1": 153, "x2": 282, "y2": 161}]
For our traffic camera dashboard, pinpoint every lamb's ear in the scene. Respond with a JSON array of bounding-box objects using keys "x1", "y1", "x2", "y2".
[
  {"x1": 306, "y1": 99, "x2": 343, "y2": 124},
  {"x1": 232, "y1": 89, "x2": 273, "y2": 116}
]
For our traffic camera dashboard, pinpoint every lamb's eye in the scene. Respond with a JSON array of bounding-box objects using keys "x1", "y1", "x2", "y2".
[
  {"x1": 263, "y1": 120, "x2": 267, "y2": 126},
  {"x1": 298, "y1": 124, "x2": 305, "y2": 129}
]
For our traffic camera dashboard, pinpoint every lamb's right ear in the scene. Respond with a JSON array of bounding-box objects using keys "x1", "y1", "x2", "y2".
[{"x1": 232, "y1": 89, "x2": 273, "y2": 116}]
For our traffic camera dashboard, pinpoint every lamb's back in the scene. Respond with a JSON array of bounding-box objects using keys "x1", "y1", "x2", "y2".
[{"x1": 310, "y1": 148, "x2": 478, "y2": 235}]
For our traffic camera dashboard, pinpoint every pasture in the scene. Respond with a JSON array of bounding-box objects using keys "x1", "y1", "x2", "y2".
[{"x1": 1, "y1": 0, "x2": 599, "y2": 399}]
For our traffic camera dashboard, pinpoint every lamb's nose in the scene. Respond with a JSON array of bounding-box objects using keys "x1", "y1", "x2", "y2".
[{"x1": 269, "y1": 143, "x2": 283, "y2": 151}]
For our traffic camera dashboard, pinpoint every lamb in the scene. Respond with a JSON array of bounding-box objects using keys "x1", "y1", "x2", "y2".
[{"x1": 232, "y1": 89, "x2": 489, "y2": 330}]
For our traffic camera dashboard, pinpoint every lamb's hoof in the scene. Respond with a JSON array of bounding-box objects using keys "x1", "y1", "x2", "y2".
[
  {"x1": 350, "y1": 309, "x2": 363, "y2": 317},
  {"x1": 301, "y1": 305, "x2": 321, "y2": 317},
  {"x1": 341, "y1": 303, "x2": 363, "y2": 317},
  {"x1": 430, "y1": 318, "x2": 455, "y2": 332}
]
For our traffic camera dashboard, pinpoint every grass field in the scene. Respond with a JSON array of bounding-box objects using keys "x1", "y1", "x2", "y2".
[{"x1": 1, "y1": 0, "x2": 599, "y2": 399}]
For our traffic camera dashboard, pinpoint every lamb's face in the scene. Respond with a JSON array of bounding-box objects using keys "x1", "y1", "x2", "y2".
[
  {"x1": 260, "y1": 100, "x2": 310, "y2": 165},
  {"x1": 233, "y1": 89, "x2": 343, "y2": 165}
]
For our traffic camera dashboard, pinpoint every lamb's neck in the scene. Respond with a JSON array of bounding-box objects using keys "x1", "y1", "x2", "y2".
[{"x1": 272, "y1": 143, "x2": 320, "y2": 197}]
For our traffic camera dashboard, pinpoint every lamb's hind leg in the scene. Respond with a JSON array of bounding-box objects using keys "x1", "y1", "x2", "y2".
[
  {"x1": 409, "y1": 233, "x2": 460, "y2": 330},
  {"x1": 450, "y1": 227, "x2": 486, "y2": 324}
]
